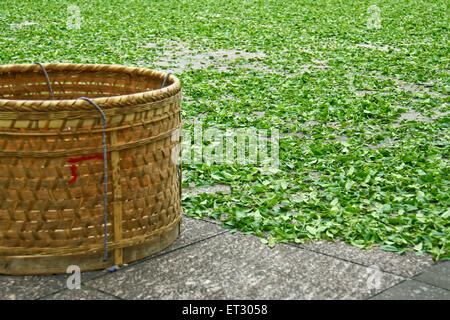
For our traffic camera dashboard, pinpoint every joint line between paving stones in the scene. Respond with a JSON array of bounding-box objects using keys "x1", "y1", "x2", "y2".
[
  {"x1": 282, "y1": 241, "x2": 410, "y2": 280},
  {"x1": 365, "y1": 279, "x2": 409, "y2": 300},
  {"x1": 36, "y1": 283, "x2": 125, "y2": 300},
  {"x1": 410, "y1": 261, "x2": 450, "y2": 291},
  {"x1": 126, "y1": 229, "x2": 230, "y2": 268},
  {"x1": 201, "y1": 218, "x2": 225, "y2": 226},
  {"x1": 81, "y1": 283, "x2": 126, "y2": 300},
  {"x1": 184, "y1": 214, "x2": 225, "y2": 227},
  {"x1": 410, "y1": 277, "x2": 450, "y2": 292}
]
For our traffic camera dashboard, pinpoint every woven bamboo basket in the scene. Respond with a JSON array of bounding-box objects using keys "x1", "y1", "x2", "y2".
[{"x1": 0, "y1": 63, "x2": 182, "y2": 275}]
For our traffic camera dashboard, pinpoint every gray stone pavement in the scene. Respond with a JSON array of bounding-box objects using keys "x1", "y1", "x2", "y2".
[{"x1": 0, "y1": 216, "x2": 449, "y2": 300}]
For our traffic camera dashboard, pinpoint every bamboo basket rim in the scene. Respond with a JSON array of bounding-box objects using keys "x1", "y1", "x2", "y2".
[{"x1": 0, "y1": 63, "x2": 181, "y2": 112}]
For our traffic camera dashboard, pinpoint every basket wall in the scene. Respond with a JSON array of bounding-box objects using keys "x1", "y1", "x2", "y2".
[{"x1": 0, "y1": 64, "x2": 182, "y2": 274}]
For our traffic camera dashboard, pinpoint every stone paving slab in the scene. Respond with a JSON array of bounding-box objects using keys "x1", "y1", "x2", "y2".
[
  {"x1": 85, "y1": 232, "x2": 404, "y2": 300},
  {"x1": 184, "y1": 217, "x2": 436, "y2": 278},
  {"x1": 0, "y1": 216, "x2": 224, "y2": 300},
  {"x1": 298, "y1": 240, "x2": 434, "y2": 278},
  {"x1": 414, "y1": 261, "x2": 450, "y2": 290},
  {"x1": 0, "y1": 274, "x2": 67, "y2": 300},
  {"x1": 370, "y1": 280, "x2": 450, "y2": 300},
  {"x1": 0, "y1": 265, "x2": 120, "y2": 300}
]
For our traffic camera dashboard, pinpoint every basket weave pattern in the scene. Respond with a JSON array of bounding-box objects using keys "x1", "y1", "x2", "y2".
[{"x1": 0, "y1": 64, "x2": 182, "y2": 273}]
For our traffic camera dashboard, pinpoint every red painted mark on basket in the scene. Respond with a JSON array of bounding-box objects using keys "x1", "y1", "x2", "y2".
[{"x1": 67, "y1": 154, "x2": 104, "y2": 184}]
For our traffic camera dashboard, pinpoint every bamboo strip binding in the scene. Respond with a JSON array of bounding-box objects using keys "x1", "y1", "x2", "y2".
[{"x1": 0, "y1": 63, "x2": 183, "y2": 274}]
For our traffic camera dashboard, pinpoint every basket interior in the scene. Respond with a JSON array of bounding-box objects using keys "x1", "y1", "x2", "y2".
[{"x1": 0, "y1": 67, "x2": 171, "y2": 101}]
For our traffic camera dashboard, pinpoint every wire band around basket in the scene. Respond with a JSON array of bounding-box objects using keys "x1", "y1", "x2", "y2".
[
  {"x1": 34, "y1": 62, "x2": 55, "y2": 100},
  {"x1": 33, "y1": 62, "x2": 109, "y2": 261},
  {"x1": 162, "y1": 72, "x2": 172, "y2": 88},
  {"x1": 78, "y1": 97, "x2": 109, "y2": 262}
]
